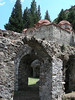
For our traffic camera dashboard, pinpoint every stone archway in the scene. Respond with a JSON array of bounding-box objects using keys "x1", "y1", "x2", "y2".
[
  {"x1": 14, "y1": 40, "x2": 53, "y2": 100},
  {"x1": 14, "y1": 53, "x2": 41, "y2": 100}
]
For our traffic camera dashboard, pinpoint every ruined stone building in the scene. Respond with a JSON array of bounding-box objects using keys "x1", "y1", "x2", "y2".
[{"x1": 0, "y1": 20, "x2": 75, "y2": 100}]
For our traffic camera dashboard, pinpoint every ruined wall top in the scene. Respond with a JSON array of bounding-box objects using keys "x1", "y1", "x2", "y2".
[
  {"x1": 23, "y1": 36, "x2": 75, "y2": 61},
  {"x1": 24, "y1": 23, "x2": 75, "y2": 46},
  {"x1": 0, "y1": 29, "x2": 75, "y2": 61}
]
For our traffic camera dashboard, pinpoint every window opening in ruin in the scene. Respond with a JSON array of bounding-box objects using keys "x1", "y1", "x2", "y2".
[
  {"x1": 14, "y1": 54, "x2": 40, "y2": 100},
  {"x1": 64, "y1": 56, "x2": 75, "y2": 93}
]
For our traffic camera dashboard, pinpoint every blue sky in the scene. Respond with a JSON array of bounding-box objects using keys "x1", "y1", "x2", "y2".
[{"x1": 0, "y1": 0, "x2": 75, "y2": 30}]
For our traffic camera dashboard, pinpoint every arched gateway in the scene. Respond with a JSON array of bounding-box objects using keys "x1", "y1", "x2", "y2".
[
  {"x1": 14, "y1": 36, "x2": 64, "y2": 100},
  {"x1": 14, "y1": 37, "x2": 53, "y2": 100},
  {"x1": 0, "y1": 23, "x2": 75, "y2": 100}
]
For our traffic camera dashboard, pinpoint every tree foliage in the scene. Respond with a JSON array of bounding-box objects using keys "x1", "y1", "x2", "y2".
[
  {"x1": 54, "y1": 9, "x2": 66, "y2": 24},
  {"x1": 67, "y1": 7, "x2": 75, "y2": 30},
  {"x1": 30, "y1": 0, "x2": 41, "y2": 26},
  {"x1": 37, "y1": 5, "x2": 41, "y2": 20},
  {"x1": 23, "y1": 0, "x2": 41, "y2": 28},
  {"x1": 23, "y1": 7, "x2": 31, "y2": 28},
  {"x1": 44, "y1": 10, "x2": 51, "y2": 21},
  {"x1": 57, "y1": 9, "x2": 66, "y2": 23},
  {"x1": 4, "y1": 0, "x2": 23, "y2": 33},
  {"x1": 4, "y1": 0, "x2": 55, "y2": 32}
]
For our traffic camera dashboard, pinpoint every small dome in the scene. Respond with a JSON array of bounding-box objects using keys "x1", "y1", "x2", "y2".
[
  {"x1": 37, "y1": 19, "x2": 51, "y2": 24},
  {"x1": 58, "y1": 20, "x2": 72, "y2": 31},
  {"x1": 58, "y1": 20, "x2": 72, "y2": 26},
  {"x1": 35, "y1": 19, "x2": 51, "y2": 28}
]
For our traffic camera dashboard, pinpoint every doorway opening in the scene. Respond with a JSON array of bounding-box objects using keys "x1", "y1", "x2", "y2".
[
  {"x1": 64, "y1": 55, "x2": 75, "y2": 93},
  {"x1": 14, "y1": 53, "x2": 41, "y2": 100}
]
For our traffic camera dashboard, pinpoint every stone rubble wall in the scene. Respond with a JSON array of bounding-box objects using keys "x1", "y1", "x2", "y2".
[
  {"x1": 53, "y1": 25, "x2": 73, "y2": 45},
  {"x1": 23, "y1": 36, "x2": 75, "y2": 100},
  {"x1": 25, "y1": 24, "x2": 75, "y2": 46},
  {"x1": 0, "y1": 29, "x2": 75, "y2": 100},
  {"x1": 0, "y1": 30, "x2": 25, "y2": 100},
  {"x1": 52, "y1": 57, "x2": 63, "y2": 100}
]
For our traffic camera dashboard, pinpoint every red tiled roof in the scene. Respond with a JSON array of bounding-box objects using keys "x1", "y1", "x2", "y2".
[
  {"x1": 58, "y1": 20, "x2": 72, "y2": 26},
  {"x1": 37, "y1": 19, "x2": 51, "y2": 24},
  {"x1": 35, "y1": 19, "x2": 51, "y2": 28}
]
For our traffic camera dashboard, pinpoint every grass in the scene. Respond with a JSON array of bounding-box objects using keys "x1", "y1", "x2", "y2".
[{"x1": 28, "y1": 77, "x2": 39, "y2": 85}]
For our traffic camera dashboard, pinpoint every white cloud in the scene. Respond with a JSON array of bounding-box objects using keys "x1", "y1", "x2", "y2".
[
  {"x1": 0, "y1": 2, "x2": 5, "y2": 6},
  {"x1": 0, "y1": 0, "x2": 5, "y2": 6}
]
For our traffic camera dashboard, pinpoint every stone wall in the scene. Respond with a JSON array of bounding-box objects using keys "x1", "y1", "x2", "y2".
[
  {"x1": 0, "y1": 29, "x2": 75, "y2": 100},
  {"x1": 0, "y1": 30, "x2": 25, "y2": 100},
  {"x1": 23, "y1": 36, "x2": 75, "y2": 100},
  {"x1": 53, "y1": 25, "x2": 73, "y2": 45},
  {"x1": 0, "y1": 37, "x2": 15, "y2": 100},
  {"x1": 52, "y1": 57, "x2": 63, "y2": 100},
  {"x1": 25, "y1": 24, "x2": 75, "y2": 46},
  {"x1": 38, "y1": 56, "x2": 52, "y2": 100}
]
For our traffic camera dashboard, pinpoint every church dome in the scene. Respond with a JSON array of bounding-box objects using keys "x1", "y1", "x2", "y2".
[
  {"x1": 58, "y1": 20, "x2": 72, "y2": 31},
  {"x1": 35, "y1": 19, "x2": 51, "y2": 28},
  {"x1": 58, "y1": 20, "x2": 72, "y2": 26}
]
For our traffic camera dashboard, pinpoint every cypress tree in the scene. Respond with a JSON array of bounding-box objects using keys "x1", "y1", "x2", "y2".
[
  {"x1": 30, "y1": 0, "x2": 40, "y2": 27},
  {"x1": 23, "y1": 7, "x2": 31, "y2": 28},
  {"x1": 30, "y1": 0, "x2": 37, "y2": 15},
  {"x1": 57, "y1": 9, "x2": 66, "y2": 23},
  {"x1": 44, "y1": 10, "x2": 51, "y2": 21},
  {"x1": 30, "y1": 0, "x2": 37, "y2": 26},
  {"x1": 37, "y1": 5, "x2": 41, "y2": 20},
  {"x1": 4, "y1": 0, "x2": 23, "y2": 33}
]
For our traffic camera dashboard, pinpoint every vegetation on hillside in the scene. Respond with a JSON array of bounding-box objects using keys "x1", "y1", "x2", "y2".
[{"x1": 53, "y1": 6, "x2": 75, "y2": 30}]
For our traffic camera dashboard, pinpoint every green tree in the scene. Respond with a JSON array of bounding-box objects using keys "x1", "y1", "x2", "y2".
[
  {"x1": 53, "y1": 18, "x2": 58, "y2": 24},
  {"x1": 4, "y1": 0, "x2": 23, "y2": 32},
  {"x1": 37, "y1": 5, "x2": 41, "y2": 20},
  {"x1": 44, "y1": 10, "x2": 51, "y2": 21},
  {"x1": 53, "y1": 6, "x2": 75, "y2": 30},
  {"x1": 30, "y1": 0, "x2": 41, "y2": 27},
  {"x1": 57, "y1": 9, "x2": 66, "y2": 23},
  {"x1": 30, "y1": 0, "x2": 37, "y2": 15},
  {"x1": 23, "y1": 0, "x2": 41, "y2": 28},
  {"x1": 67, "y1": 7, "x2": 75, "y2": 30},
  {"x1": 23, "y1": 7, "x2": 31, "y2": 28},
  {"x1": 30, "y1": 0, "x2": 37, "y2": 26}
]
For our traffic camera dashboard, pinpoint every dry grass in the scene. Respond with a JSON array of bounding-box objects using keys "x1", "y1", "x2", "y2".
[{"x1": 63, "y1": 92, "x2": 75, "y2": 100}]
